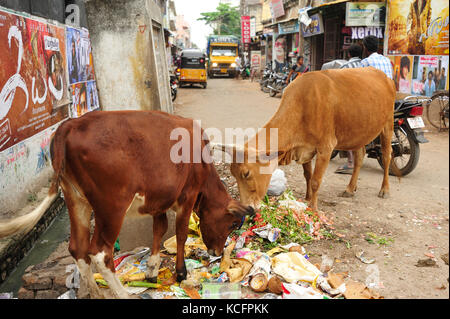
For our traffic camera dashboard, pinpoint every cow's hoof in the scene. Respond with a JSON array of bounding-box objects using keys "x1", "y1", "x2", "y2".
[
  {"x1": 176, "y1": 272, "x2": 187, "y2": 282},
  {"x1": 378, "y1": 191, "x2": 390, "y2": 199},
  {"x1": 339, "y1": 191, "x2": 354, "y2": 198},
  {"x1": 176, "y1": 265, "x2": 187, "y2": 282}
]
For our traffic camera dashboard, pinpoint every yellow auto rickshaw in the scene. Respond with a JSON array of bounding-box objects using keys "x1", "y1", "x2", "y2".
[{"x1": 179, "y1": 49, "x2": 207, "y2": 89}]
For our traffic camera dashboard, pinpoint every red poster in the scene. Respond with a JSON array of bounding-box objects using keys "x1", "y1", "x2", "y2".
[
  {"x1": 0, "y1": 9, "x2": 69, "y2": 152},
  {"x1": 241, "y1": 16, "x2": 251, "y2": 44}
]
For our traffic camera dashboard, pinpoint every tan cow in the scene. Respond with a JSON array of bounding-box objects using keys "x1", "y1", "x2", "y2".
[{"x1": 214, "y1": 67, "x2": 397, "y2": 211}]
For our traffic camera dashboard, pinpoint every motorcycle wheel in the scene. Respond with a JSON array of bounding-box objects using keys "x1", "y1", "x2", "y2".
[
  {"x1": 377, "y1": 127, "x2": 420, "y2": 176},
  {"x1": 330, "y1": 150, "x2": 339, "y2": 160},
  {"x1": 171, "y1": 90, "x2": 177, "y2": 102},
  {"x1": 269, "y1": 88, "x2": 277, "y2": 97}
]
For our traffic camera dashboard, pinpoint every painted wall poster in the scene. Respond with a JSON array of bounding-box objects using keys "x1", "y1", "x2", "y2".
[
  {"x1": 273, "y1": 35, "x2": 286, "y2": 72},
  {"x1": 66, "y1": 26, "x2": 95, "y2": 84},
  {"x1": 390, "y1": 54, "x2": 448, "y2": 96},
  {"x1": 0, "y1": 9, "x2": 69, "y2": 152},
  {"x1": 387, "y1": 0, "x2": 449, "y2": 55}
]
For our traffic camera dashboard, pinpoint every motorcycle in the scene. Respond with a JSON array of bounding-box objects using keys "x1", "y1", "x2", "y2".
[
  {"x1": 267, "y1": 66, "x2": 290, "y2": 97},
  {"x1": 170, "y1": 74, "x2": 178, "y2": 102},
  {"x1": 331, "y1": 96, "x2": 429, "y2": 176},
  {"x1": 240, "y1": 62, "x2": 251, "y2": 79},
  {"x1": 259, "y1": 63, "x2": 273, "y2": 93}
]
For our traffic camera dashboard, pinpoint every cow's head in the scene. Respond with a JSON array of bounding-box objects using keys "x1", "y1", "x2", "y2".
[
  {"x1": 212, "y1": 143, "x2": 281, "y2": 208},
  {"x1": 198, "y1": 197, "x2": 254, "y2": 256}
]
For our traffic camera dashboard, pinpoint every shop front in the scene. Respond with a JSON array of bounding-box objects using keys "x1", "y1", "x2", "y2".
[{"x1": 302, "y1": 0, "x2": 386, "y2": 71}]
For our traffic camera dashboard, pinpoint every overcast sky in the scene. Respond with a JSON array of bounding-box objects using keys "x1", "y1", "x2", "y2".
[{"x1": 173, "y1": 0, "x2": 240, "y2": 51}]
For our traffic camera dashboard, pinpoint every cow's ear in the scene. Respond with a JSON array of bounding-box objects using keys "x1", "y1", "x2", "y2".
[{"x1": 256, "y1": 150, "x2": 284, "y2": 162}]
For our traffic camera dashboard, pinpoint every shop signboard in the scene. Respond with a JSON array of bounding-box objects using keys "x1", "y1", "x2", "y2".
[
  {"x1": 350, "y1": 26, "x2": 384, "y2": 39},
  {"x1": 346, "y1": 2, "x2": 386, "y2": 27},
  {"x1": 241, "y1": 16, "x2": 251, "y2": 44},
  {"x1": 279, "y1": 20, "x2": 300, "y2": 35},
  {"x1": 270, "y1": 0, "x2": 285, "y2": 19},
  {"x1": 301, "y1": 13, "x2": 324, "y2": 37}
]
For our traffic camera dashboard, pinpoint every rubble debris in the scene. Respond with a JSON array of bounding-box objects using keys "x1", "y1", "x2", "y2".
[
  {"x1": 87, "y1": 191, "x2": 384, "y2": 300},
  {"x1": 355, "y1": 251, "x2": 375, "y2": 264},
  {"x1": 440, "y1": 253, "x2": 449, "y2": 265},
  {"x1": 415, "y1": 258, "x2": 439, "y2": 268}
]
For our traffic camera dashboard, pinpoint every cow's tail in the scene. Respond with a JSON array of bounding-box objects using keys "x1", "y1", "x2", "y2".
[
  {"x1": 0, "y1": 120, "x2": 71, "y2": 239},
  {"x1": 390, "y1": 156, "x2": 402, "y2": 182}
]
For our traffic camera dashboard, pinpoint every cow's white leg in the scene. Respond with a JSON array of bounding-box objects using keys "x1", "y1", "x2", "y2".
[
  {"x1": 146, "y1": 213, "x2": 168, "y2": 282},
  {"x1": 76, "y1": 258, "x2": 103, "y2": 299},
  {"x1": 146, "y1": 254, "x2": 161, "y2": 281},
  {"x1": 90, "y1": 251, "x2": 130, "y2": 299}
]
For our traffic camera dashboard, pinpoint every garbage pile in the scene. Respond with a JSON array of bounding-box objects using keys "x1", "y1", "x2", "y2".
[{"x1": 93, "y1": 190, "x2": 382, "y2": 299}]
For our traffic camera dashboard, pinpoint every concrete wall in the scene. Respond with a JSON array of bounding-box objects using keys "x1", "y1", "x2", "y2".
[
  {"x1": 84, "y1": 0, "x2": 175, "y2": 250},
  {"x1": 85, "y1": 0, "x2": 173, "y2": 113},
  {"x1": 0, "y1": 124, "x2": 57, "y2": 215}
]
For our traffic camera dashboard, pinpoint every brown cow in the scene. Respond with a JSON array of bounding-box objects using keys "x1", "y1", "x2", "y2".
[
  {"x1": 0, "y1": 110, "x2": 253, "y2": 299},
  {"x1": 213, "y1": 67, "x2": 397, "y2": 211}
]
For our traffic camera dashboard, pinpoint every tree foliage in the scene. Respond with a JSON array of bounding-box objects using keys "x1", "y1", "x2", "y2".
[{"x1": 198, "y1": 3, "x2": 241, "y2": 37}]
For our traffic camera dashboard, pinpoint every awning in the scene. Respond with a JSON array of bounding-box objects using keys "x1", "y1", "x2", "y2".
[{"x1": 307, "y1": 0, "x2": 350, "y2": 16}]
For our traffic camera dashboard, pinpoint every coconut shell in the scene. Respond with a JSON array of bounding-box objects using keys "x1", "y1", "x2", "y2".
[
  {"x1": 267, "y1": 276, "x2": 283, "y2": 295},
  {"x1": 249, "y1": 273, "x2": 269, "y2": 292},
  {"x1": 288, "y1": 245, "x2": 303, "y2": 254}
]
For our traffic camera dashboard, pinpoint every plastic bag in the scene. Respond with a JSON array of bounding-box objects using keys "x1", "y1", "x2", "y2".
[
  {"x1": 272, "y1": 252, "x2": 322, "y2": 285},
  {"x1": 282, "y1": 283, "x2": 325, "y2": 299},
  {"x1": 267, "y1": 169, "x2": 287, "y2": 196}
]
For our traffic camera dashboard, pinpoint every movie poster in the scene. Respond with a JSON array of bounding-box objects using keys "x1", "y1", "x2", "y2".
[
  {"x1": 69, "y1": 80, "x2": 99, "y2": 118},
  {"x1": 390, "y1": 54, "x2": 449, "y2": 96},
  {"x1": 387, "y1": 0, "x2": 449, "y2": 55},
  {"x1": 66, "y1": 26, "x2": 98, "y2": 118},
  {"x1": 0, "y1": 9, "x2": 69, "y2": 152},
  {"x1": 66, "y1": 26, "x2": 95, "y2": 85}
]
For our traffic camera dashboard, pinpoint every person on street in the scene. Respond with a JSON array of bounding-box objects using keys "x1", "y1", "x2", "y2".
[
  {"x1": 361, "y1": 35, "x2": 393, "y2": 79},
  {"x1": 286, "y1": 55, "x2": 308, "y2": 84},
  {"x1": 334, "y1": 43, "x2": 363, "y2": 175}
]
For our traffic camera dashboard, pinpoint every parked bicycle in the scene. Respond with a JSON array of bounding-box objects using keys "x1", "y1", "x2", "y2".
[{"x1": 426, "y1": 90, "x2": 449, "y2": 131}]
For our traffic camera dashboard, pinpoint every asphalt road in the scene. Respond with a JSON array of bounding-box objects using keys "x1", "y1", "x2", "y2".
[{"x1": 174, "y1": 77, "x2": 449, "y2": 299}]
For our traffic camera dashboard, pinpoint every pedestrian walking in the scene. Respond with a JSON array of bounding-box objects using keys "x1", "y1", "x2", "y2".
[
  {"x1": 335, "y1": 43, "x2": 363, "y2": 175},
  {"x1": 361, "y1": 35, "x2": 393, "y2": 79}
]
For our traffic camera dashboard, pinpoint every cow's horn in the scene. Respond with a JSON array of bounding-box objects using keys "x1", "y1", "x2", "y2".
[{"x1": 209, "y1": 143, "x2": 245, "y2": 155}]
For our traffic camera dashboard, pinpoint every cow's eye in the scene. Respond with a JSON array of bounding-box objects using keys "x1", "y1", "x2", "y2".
[{"x1": 242, "y1": 170, "x2": 251, "y2": 179}]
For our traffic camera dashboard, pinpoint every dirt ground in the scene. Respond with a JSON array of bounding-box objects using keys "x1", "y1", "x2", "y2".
[{"x1": 174, "y1": 77, "x2": 449, "y2": 299}]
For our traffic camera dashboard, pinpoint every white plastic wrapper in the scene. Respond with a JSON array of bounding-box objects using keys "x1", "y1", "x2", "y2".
[
  {"x1": 278, "y1": 199, "x2": 308, "y2": 213},
  {"x1": 267, "y1": 169, "x2": 287, "y2": 196},
  {"x1": 253, "y1": 224, "x2": 281, "y2": 242}
]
